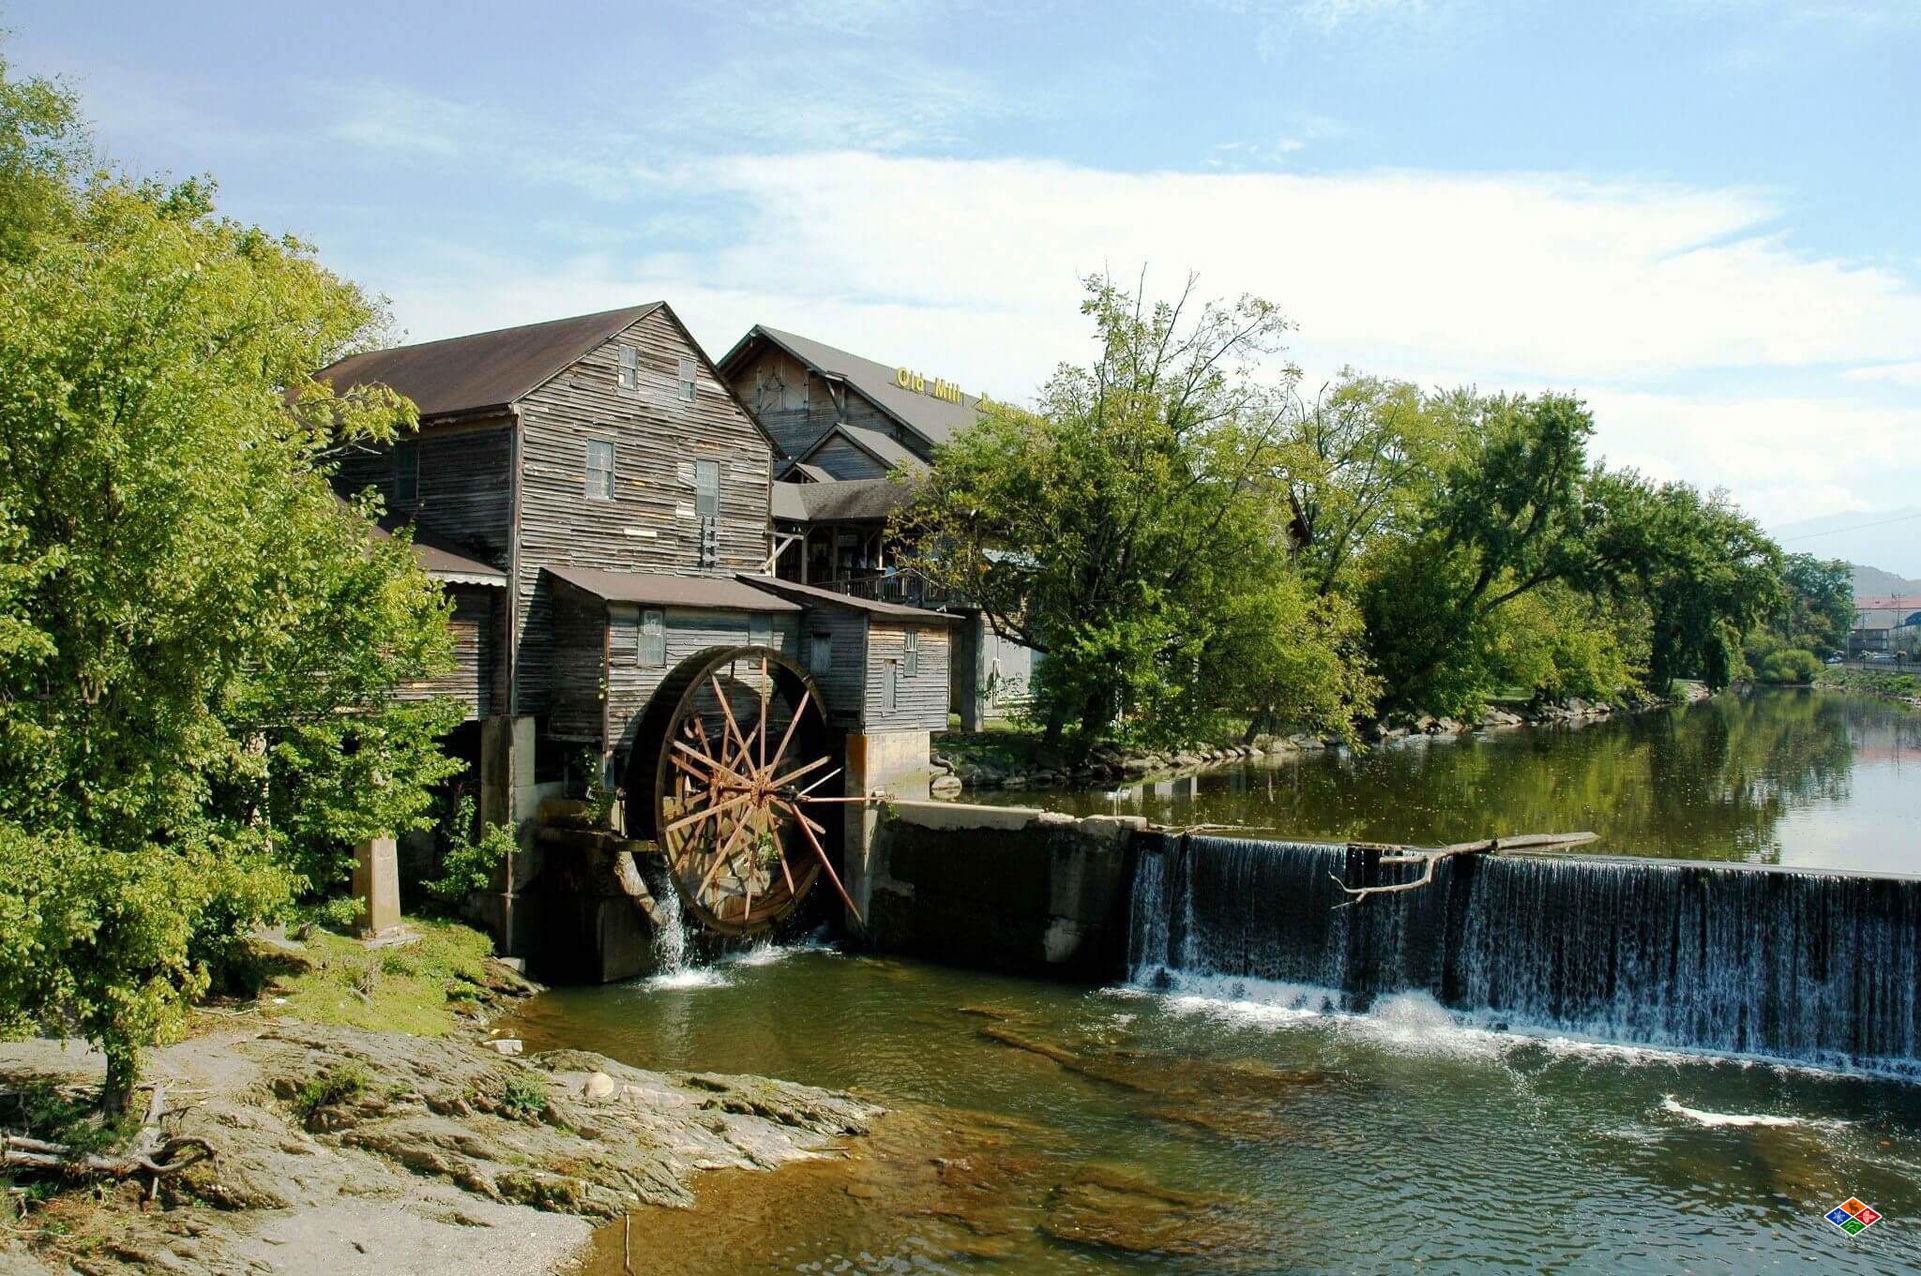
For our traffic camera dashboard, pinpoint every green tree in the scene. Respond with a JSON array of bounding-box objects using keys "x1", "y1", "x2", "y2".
[
  {"x1": 0, "y1": 56, "x2": 459, "y2": 1109},
  {"x1": 1588, "y1": 472, "x2": 1783, "y2": 692},
  {"x1": 1778, "y1": 553, "x2": 1853, "y2": 656},
  {"x1": 1276, "y1": 371, "x2": 1460, "y2": 595},
  {"x1": 903, "y1": 273, "x2": 1375, "y2": 746},
  {"x1": 1360, "y1": 391, "x2": 1608, "y2": 715}
]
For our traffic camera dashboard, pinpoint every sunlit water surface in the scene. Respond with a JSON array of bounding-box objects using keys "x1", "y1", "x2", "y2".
[
  {"x1": 977, "y1": 689, "x2": 1921, "y2": 874},
  {"x1": 510, "y1": 692, "x2": 1921, "y2": 1273}
]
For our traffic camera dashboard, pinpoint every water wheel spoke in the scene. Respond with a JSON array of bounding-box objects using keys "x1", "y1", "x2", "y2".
[
  {"x1": 771, "y1": 796, "x2": 828, "y2": 839},
  {"x1": 698, "y1": 815, "x2": 754, "y2": 903},
  {"x1": 793, "y1": 767, "x2": 845, "y2": 799},
  {"x1": 789, "y1": 803, "x2": 861, "y2": 922},
  {"x1": 764, "y1": 690, "x2": 811, "y2": 780},
  {"x1": 662, "y1": 787, "x2": 756, "y2": 835},
  {"x1": 767, "y1": 753, "x2": 832, "y2": 792},
  {"x1": 708, "y1": 673, "x2": 760, "y2": 783},
  {"x1": 671, "y1": 739, "x2": 753, "y2": 791},
  {"x1": 757, "y1": 655, "x2": 770, "y2": 775}
]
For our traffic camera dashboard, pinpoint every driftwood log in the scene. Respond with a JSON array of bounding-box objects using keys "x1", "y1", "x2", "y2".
[
  {"x1": 0, "y1": 1085, "x2": 212, "y2": 1194},
  {"x1": 1331, "y1": 832, "x2": 1598, "y2": 906}
]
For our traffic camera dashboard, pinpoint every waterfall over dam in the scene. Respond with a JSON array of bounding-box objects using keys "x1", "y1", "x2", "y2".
[{"x1": 1128, "y1": 832, "x2": 1921, "y2": 1076}]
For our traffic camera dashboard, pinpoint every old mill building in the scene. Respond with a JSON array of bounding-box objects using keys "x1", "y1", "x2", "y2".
[{"x1": 720, "y1": 324, "x2": 1040, "y2": 728}]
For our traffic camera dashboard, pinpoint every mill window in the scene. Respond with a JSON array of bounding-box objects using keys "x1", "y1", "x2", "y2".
[
  {"x1": 809, "y1": 632, "x2": 833, "y2": 675},
  {"x1": 749, "y1": 614, "x2": 773, "y2": 648},
  {"x1": 694, "y1": 459, "x2": 720, "y2": 518},
  {"x1": 585, "y1": 439, "x2": 615, "y2": 500},
  {"x1": 903, "y1": 629, "x2": 921, "y2": 678},
  {"x1": 618, "y1": 344, "x2": 640, "y2": 391},
  {"x1": 639, "y1": 609, "x2": 665, "y2": 668},
  {"x1": 393, "y1": 443, "x2": 419, "y2": 507},
  {"x1": 677, "y1": 357, "x2": 698, "y2": 403}
]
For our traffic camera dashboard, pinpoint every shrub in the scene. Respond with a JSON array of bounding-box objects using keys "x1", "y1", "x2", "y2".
[
  {"x1": 1756, "y1": 648, "x2": 1821, "y2": 685},
  {"x1": 291, "y1": 1062, "x2": 374, "y2": 1121},
  {"x1": 499, "y1": 1072, "x2": 548, "y2": 1122}
]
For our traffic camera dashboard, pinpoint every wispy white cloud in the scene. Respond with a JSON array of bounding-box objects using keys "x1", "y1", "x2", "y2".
[{"x1": 1843, "y1": 360, "x2": 1921, "y2": 387}]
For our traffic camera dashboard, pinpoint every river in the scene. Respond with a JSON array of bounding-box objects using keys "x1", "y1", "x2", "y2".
[{"x1": 510, "y1": 689, "x2": 1921, "y2": 1274}]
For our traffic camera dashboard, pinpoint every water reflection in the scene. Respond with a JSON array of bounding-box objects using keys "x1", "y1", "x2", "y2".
[{"x1": 982, "y1": 690, "x2": 1921, "y2": 873}]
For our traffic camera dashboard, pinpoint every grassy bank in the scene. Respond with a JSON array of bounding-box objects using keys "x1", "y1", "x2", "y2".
[{"x1": 1817, "y1": 665, "x2": 1921, "y2": 706}]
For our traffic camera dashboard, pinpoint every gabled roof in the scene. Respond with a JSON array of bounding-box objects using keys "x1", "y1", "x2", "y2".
[
  {"x1": 772, "y1": 476, "x2": 916, "y2": 525},
  {"x1": 801, "y1": 423, "x2": 925, "y2": 473},
  {"x1": 544, "y1": 565, "x2": 800, "y2": 612},
  {"x1": 315, "y1": 304, "x2": 663, "y2": 421},
  {"x1": 719, "y1": 325, "x2": 983, "y2": 454},
  {"x1": 785, "y1": 462, "x2": 835, "y2": 483},
  {"x1": 737, "y1": 575, "x2": 961, "y2": 624}
]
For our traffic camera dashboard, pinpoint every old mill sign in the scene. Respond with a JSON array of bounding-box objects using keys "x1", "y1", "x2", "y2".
[{"x1": 894, "y1": 367, "x2": 969, "y2": 405}]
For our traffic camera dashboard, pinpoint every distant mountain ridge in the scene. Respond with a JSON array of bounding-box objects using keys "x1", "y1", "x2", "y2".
[
  {"x1": 1852, "y1": 563, "x2": 1921, "y2": 600},
  {"x1": 1769, "y1": 506, "x2": 1921, "y2": 581}
]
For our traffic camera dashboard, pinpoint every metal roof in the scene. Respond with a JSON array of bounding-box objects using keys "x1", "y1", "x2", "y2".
[
  {"x1": 355, "y1": 504, "x2": 506, "y2": 586},
  {"x1": 773, "y1": 476, "x2": 916, "y2": 525},
  {"x1": 544, "y1": 565, "x2": 801, "y2": 612},
  {"x1": 736, "y1": 575, "x2": 960, "y2": 624},
  {"x1": 770, "y1": 482, "x2": 808, "y2": 522},
  {"x1": 721, "y1": 325, "x2": 983, "y2": 453},
  {"x1": 315, "y1": 304, "x2": 662, "y2": 421}
]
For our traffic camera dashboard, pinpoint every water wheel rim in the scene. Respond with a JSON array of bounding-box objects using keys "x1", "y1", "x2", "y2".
[{"x1": 637, "y1": 646, "x2": 842, "y2": 936}]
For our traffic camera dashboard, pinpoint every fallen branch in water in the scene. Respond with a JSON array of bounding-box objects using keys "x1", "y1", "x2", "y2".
[{"x1": 1330, "y1": 831, "x2": 1597, "y2": 906}]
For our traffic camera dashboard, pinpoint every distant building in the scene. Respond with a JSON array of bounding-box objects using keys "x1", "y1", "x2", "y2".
[{"x1": 719, "y1": 325, "x2": 1038, "y2": 727}]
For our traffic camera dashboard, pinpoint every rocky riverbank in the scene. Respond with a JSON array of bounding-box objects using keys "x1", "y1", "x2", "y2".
[
  {"x1": 934, "y1": 684, "x2": 1712, "y2": 793},
  {"x1": 0, "y1": 945, "x2": 875, "y2": 1276}
]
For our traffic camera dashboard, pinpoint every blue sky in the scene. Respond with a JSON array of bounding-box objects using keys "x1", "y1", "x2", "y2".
[{"x1": 11, "y1": 0, "x2": 1921, "y2": 571}]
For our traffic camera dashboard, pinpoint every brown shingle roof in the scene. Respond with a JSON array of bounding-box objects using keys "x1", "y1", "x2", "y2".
[
  {"x1": 736, "y1": 575, "x2": 960, "y2": 623},
  {"x1": 315, "y1": 304, "x2": 662, "y2": 421},
  {"x1": 545, "y1": 565, "x2": 800, "y2": 612},
  {"x1": 773, "y1": 476, "x2": 916, "y2": 525}
]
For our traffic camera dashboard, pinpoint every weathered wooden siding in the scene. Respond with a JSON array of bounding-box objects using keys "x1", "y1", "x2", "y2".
[
  {"x1": 393, "y1": 584, "x2": 499, "y2": 719},
  {"x1": 328, "y1": 421, "x2": 514, "y2": 566},
  {"x1": 737, "y1": 347, "x2": 824, "y2": 459},
  {"x1": 865, "y1": 621, "x2": 951, "y2": 732},
  {"x1": 803, "y1": 435, "x2": 889, "y2": 481},
  {"x1": 796, "y1": 608, "x2": 869, "y2": 727},
  {"x1": 513, "y1": 308, "x2": 776, "y2": 714},
  {"x1": 546, "y1": 583, "x2": 608, "y2": 745},
  {"x1": 604, "y1": 610, "x2": 800, "y2": 753}
]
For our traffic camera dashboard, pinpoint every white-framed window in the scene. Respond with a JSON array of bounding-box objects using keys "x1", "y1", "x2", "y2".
[
  {"x1": 749, "y1": 614, "x2": 773, "y2": 648},
  {"x1": 618, "y1": 344, "x2": 640, "y2": 391},
  {"x1": 639, "y1": 608, "x2": 665, "y2": 668},
  {"x1": 393, "y1": 443, "x2": 419, "y2": 507},
  {"x1": 677, "y1": 357, "x2": 697, "y2": 403},
  {"x1": 808, "y1": 632, "x2": 833, "y2": 675},
  {"x1": 585, "y1": 439, "x2": 615, "y2": 500},
  {"x1": 694, "y1": 459, "x2": 720, "y2": 518},
  {"x1": 903, "y1": 629, "x2": 921, "y2": 678}
]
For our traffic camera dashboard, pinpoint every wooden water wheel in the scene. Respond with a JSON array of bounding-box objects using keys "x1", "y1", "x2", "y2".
[{"x1": 626, "y1": 647, "x2": 852, "y2": 935}]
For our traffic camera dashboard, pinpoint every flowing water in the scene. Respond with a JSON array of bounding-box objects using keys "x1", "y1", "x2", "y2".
[{"x1": 510, "y1": 690, "x2": 1921, "y2": 1273}]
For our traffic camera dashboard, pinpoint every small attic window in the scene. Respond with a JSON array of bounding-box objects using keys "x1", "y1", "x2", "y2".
[
  {"x1": 677, "y1": 357, "x2": 697, "y2": 403},
  {"x1": 618, "y1": 344, "x2": 640, "y2": 391}
]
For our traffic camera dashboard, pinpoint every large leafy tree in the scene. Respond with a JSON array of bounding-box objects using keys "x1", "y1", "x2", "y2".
[
  {"x1": 0, "y1": 55, "x2": 459, "y2": 1109},
  {"x1": 1778, "y1": 553, "x2": 1854, "y2": 657},
  {"x1": 904, "y1": 273, "x2": 1375, "y2": 746}
]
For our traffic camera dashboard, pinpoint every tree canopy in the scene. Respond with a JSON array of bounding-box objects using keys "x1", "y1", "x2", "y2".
[
  {"x1": 0, "y1": 54, "x2": 459, "y2": 1108},
  {"x1": 907, "y1": 275, "x2": 1805, "y2": 740},
  {"x1": 903, "y1": 273, "x2": 1377, "y2": 746}
]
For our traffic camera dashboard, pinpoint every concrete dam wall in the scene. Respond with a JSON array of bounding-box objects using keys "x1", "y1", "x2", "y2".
[{"x1": 863, "y1": 808, "x2": 1921, "y2": 1076}]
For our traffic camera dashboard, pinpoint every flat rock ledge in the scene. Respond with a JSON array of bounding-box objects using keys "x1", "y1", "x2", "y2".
[{"x1": 0, "y1": 1023, "x2": 877, "y2": 1276}]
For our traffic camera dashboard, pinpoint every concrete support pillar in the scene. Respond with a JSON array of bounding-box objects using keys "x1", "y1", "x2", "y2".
[
  {"x1": 477, "y1": 714, "x2": 540, "y2": 955},
  {"x1": 353, "y1": 836, "x2": 401, "y2": 937},
  {"x1": 842, "y1": 729, "x2": 933, "y2": 936},
  {"x1": 956, "y1": 614, "x2": 986, "y2": 733}
]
